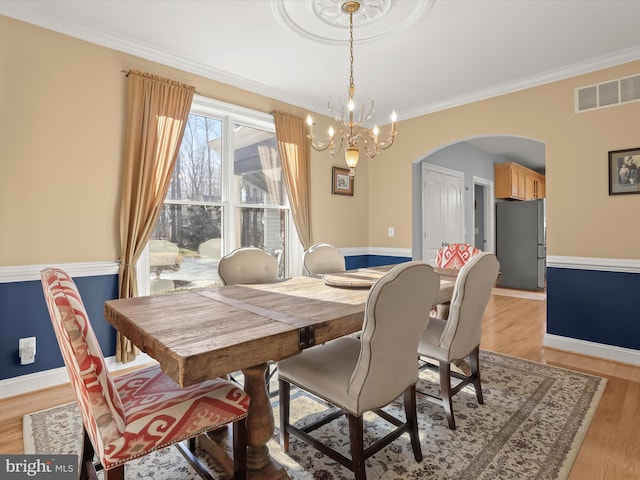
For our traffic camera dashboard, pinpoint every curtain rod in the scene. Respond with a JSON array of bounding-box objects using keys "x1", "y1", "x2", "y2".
[{"x1": 121, "y1": 70, "x2": 201, "y2": 95}]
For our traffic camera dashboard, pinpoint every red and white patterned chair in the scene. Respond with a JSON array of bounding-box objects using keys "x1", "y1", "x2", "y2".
[
  {"x1": 41, "y1": 268, "x2": 249, "y2": 480},
  {"x1": 435, "y1": 243, "x2": 481, "y2": 270},
  {"x1": 433, "y1": 243, "x2": 481, "y2": 319}
]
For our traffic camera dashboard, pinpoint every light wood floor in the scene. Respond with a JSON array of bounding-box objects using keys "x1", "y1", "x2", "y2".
[{"x1": 1, "y1": 293, "x2": 639, "y2": 479}]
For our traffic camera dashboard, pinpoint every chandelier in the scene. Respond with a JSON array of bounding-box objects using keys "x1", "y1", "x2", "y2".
[{"x1": 306, "y1": 0, "x2": 397, "y2": 177}]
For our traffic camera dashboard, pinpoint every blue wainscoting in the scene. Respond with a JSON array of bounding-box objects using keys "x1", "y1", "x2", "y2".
[
  {"x1": 0, "y1": 255, "x2": 408, "y2": 383},
  {"x1": 0, "y1": 274, "x2": 119, "y2": 381},
  {"x1": 3, "y1": 256, "x2": 639, "y2": 390},
  {"x1": 345, "y1": 255, "x2": 411, "y2": 270},
  {"x1": 547, "y1": 267, "x2": 640, "y2": 351}
]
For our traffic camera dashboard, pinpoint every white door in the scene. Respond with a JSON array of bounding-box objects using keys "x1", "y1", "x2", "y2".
[{"x1": 422, "y1": 163, "x2": 465, "y2": 263}]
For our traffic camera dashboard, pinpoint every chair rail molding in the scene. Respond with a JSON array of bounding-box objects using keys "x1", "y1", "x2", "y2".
[
  {"x1": 546, "y1": 255, "x2": 640, "y2": 273},
  {"x1": 339, "y1": 247, "x2": 412, "y2": 258},
  {"x1": 0, "y1": 261, "x2": 119, "y2": 283}
]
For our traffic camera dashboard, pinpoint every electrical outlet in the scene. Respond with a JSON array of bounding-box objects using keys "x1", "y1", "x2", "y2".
[
  {"x1": 19, "y1": 336, "x2": 36, "y2": 365},
  {"x1": 388, "y1": 226, "x2": 395, "y2": 237}
]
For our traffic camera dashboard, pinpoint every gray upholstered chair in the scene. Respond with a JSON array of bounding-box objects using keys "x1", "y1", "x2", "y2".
[
  {"x1": 302, "y1": 243, "x2": 346, "y2": 277},
  {"x1": 278, "y1": 262, "x2": 440, "y2": 480},
  {"x1": 417, "y1": 252, "x2": 500, "y2": 429},
  {"x1": 217, "y1": 246, "x2": 279, "y2": 285},
  {"x1": 217, "y1": 247, "x2": 280, "y2": 390}
]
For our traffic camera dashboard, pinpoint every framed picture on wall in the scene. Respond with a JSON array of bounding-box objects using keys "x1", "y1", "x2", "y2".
[
  {"x1": 332, "y1": 166, "x2": 354, "y2": 196},
  {"x1": 609, "y1": 147, "x2": 640, "y2": 195}
]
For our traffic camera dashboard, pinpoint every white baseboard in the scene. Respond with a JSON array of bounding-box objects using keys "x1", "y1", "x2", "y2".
[
  {"x1": 544, "y1": 333, "x2": 640, "y2": 366},
  {"x1": 0, "y1": 353, "x2": 156, "y2": 399}
]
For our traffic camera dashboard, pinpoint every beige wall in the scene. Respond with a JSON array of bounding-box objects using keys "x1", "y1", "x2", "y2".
[
  {"x1": 0, "y1": 15, "x2": 365, "y2": 265},
  {"x1": 369, "y1": 61, "x2": 640, "y2": 259},
  {"x1": 2, "y1": 15, "x2": 639, "y2": 265}
]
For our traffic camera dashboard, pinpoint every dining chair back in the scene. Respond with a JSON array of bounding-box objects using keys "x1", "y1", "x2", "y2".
[
  {"x1": 218, "y1": 247, "x2": 279, "y2": 285},
  {"x1": 435, "y1": 242, "x2": 481, "y2": 270},
  {"x1": 41, "y1": 267, "x2": 249, "y2": 480},
  {"x1": 278, "y1": 261, "x2": 440, "y2": 480},
  {"x1": 302, "y1": 243, "x2": 346, "y2": 277},
  {"x1": 417, "y1": 252, "x2": 500, "y2": 429}
]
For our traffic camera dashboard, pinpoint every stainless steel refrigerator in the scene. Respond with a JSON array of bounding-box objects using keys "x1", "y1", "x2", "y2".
[{"x1": 495, "y1": 199, "x2": 546, "y2": 290}]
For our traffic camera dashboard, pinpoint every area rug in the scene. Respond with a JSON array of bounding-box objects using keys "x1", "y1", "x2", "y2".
[{"x1": 24, "y1": 351, "x2": 605, "y2": 480}]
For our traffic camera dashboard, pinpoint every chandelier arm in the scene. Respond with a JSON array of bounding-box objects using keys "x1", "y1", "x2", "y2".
[
  {"x1": 309, "y1": 134, "x2": 335, "y2": 152},
  {"x1": 328, "y1": 135, "x2": 345, "y2": 158},
  {"x1": 359, "y1": 137, "x2": 379, "y2": 159},
  {"x1": 377, "y1": 133, "x2": 397, "y2": 151}
]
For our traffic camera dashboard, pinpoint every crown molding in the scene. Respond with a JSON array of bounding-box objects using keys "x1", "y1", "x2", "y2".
[{"x1": 3, "y1": 3, "x2": 640, "y2": 122}]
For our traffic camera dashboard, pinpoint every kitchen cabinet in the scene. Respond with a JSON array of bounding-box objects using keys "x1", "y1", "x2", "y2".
[{"x1": 495, "y1": 162, "x2": 545, "y2": 200}]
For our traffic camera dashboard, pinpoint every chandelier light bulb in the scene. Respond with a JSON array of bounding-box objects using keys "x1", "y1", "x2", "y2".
[{"x1": 348, "y1": 98, "x2": 355, "y2": 112}]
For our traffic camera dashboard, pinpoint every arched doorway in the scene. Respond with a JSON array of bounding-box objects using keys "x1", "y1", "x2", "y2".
[{"x1": 411, "y1": 135, "x2": 545, "y2": 262}]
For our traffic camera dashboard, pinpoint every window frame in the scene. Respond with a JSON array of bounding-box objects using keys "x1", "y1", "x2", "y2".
[{"x1": 137, "y1": 96, "x2": 302, "y2": 295}]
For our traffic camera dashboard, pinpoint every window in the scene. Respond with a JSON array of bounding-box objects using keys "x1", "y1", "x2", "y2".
[{"x1": 142, "y1": 97, "x2": 300, "y2": 295}]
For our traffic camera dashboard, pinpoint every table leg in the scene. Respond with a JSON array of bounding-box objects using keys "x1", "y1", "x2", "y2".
[{"x1": 242, "y1": 363, "x2": 290, "y2": 480}]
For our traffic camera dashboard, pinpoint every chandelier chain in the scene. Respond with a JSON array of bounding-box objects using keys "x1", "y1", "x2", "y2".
[{"x1": 349, "y1": 9, "x2": 354, "y2": 90}]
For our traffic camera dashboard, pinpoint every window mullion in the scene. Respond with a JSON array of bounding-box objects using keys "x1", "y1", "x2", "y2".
[{"x1": 222, "y1": 114, "x2": 235, "y2": 257}]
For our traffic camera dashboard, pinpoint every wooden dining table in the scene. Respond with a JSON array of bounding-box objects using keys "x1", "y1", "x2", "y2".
[{"x1": 103, "y1": 265, "x2": 457, "y2": 480}]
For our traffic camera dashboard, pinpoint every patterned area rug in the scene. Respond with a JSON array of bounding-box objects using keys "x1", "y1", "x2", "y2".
[{"x1": 24, "y1": 351, "x2": 605, "y2": 480}]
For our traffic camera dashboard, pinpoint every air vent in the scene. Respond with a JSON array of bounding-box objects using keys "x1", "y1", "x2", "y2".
[{"x1": 576, "y1": 74, "x2": 640, "y2": 112}]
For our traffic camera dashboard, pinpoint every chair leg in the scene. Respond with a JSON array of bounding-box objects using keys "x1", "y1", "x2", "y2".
[
  {"x1": 278, "y1": 378, "x2": 291, "y2": 452},
  {"x1": 403, "y1": 385, "x2": 423, "y2": 463},
  {"x1": 439, "y1": 361, "x2": 456, "y2": 430},
  {"x1": 104, "y1": 465, "x2": 124, "y2": 480},
  {"x1": 80, "y1": 427, "x2": 97, "y2": 480},
  {"x1": 469, "y1": 346, "x2": 484, "y2": 404},
  {"x1": 348, "y1": 414, "x2": 366, "y2": 480},
  {"x1": 233, "y1": 417, "x2": 248, "y2": 480}
]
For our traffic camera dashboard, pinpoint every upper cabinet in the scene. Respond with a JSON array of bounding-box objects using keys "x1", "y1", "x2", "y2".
[{"x1": 495, "y1": 162, "x2": 545, "y2": 200}]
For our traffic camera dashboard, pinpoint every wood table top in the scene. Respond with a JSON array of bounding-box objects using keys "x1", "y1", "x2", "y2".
[
  {"x1": 321, "y1": 265, "x2": 459, "y2": 288},
  {"x1": 104, "y1": 270, "x2": 455, "y2": 388}
]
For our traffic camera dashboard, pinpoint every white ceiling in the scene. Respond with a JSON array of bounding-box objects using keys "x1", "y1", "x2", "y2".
[{"x1": 3, "y1": 0, "x2": 640, "y2": 172}]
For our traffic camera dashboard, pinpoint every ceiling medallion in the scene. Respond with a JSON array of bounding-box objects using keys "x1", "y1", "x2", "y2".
[
  {"x1": 312, "y1": 0, "x2": 391, "y2": 28},
  {"x1": 271, "y1": 0, "x2": 434, "y2": 44}
]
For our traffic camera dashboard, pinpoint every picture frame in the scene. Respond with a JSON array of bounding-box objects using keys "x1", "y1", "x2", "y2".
[
  {"x1": 332, "y1": 166, "x2": 354, "y2": 196},
  {"x1": 608, "y1": 147, "x2": 640, "y2": 195}
]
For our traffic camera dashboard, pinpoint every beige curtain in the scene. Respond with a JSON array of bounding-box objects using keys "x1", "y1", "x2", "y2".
[
  {"x1": 117, "y1": 70, "x2": 195, "y2": 362},
  {"x1": 273, "y1": 111, "x2": 312, "y2": 250},
  {"x1": 257, "y1": 144, "x2": 281, "y2": 205}
]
